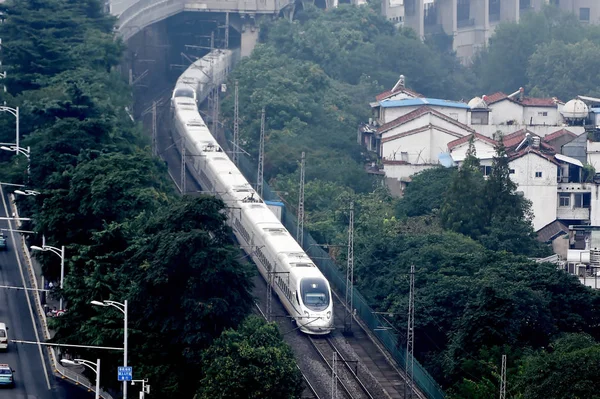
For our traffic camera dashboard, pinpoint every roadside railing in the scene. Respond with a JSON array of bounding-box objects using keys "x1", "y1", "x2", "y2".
[{"x1": 10, "y1": 194, "x2": 115, "y2": 399}]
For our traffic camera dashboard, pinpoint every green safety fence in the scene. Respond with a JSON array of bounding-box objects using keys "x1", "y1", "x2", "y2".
[{"x1": 231, "y1": 150, "x2": 446, "y2": 399}]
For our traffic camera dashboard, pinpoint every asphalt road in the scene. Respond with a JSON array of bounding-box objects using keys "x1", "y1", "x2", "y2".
[{"x1": 0, "y1": 187, "x2": 93, "y2": 399}]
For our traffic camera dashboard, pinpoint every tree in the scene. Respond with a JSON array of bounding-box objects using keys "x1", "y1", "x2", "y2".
[
  {"x1": 197, "y1": 316, "x2": 303, "y2": 399},
  {"x1": 396, "y1": 167, "x2": 455, "y2": 218},
  {"x1": 516, "y1": 334, "x2": 600, "y2": 399}
]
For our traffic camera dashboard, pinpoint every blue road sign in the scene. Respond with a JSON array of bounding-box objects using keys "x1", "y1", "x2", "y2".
[{"x1": 118, "y1": 366, "x2": 132, "y2": 381}]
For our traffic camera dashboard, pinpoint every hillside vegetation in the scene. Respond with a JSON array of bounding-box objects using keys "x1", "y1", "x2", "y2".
[
  {"x1": 0, "y1": 0, "x2": 301, "y2": 398},
  {"x1": 224, "y1": 5, "x2": 600, "y2": 398}
]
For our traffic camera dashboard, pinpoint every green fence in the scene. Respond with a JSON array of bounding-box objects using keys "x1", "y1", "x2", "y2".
[{"x1": 230, "y1": 151, "x2": 445, "y2": 399}]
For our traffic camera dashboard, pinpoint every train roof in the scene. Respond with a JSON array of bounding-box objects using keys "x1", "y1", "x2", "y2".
[{"x1": 242, "y1": 202, "x2": 281, "y2": 226}]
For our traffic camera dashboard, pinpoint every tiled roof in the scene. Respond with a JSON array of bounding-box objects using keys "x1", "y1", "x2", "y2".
[
  {"x1": 543, "y1": 128, "x2": 577, "y2": 143},
  {"x1": 520, "y1": 97, "x2": 559, "y2": 107},
  {"x1": 536, "y1": 220, "x2": 568, "y2": 242},
  {"x1": 502, "y1": 129, "x2": 532, "y2": 148},
  {"x1": 380, "y1": 98, "x2": 470, "y2": 109},
  {"x1": 377, "y1": 106, "x2": 475, "y2": 135},
  {"x1": 483, "y1": 92, "x2": 508, "y2": 104},
  {"x1": 508, "y1": 147, "x2": 559, "y2": 165},
  {"x1": 375, "y1": 87, "x2": 423, "y2": 102},
  {"x1": 447, "y1": 133, "x2": 497, "y2": 150}
]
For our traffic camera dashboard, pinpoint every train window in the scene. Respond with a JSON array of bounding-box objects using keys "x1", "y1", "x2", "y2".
[
  {"x1": 174, "y1": 88, "x2": 196, "y2": 99},
  {"x1": 300, "y1": 278, "x2": 330, "y2": 311}
]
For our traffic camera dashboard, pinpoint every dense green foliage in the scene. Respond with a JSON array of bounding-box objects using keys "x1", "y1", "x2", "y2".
[
  {"x1": 0, "y1": 0, "x2": 300, "y2": 398},
  {"x1": 473, "y1": 4, "x2": 600, "y2": 100},
  {"x1": 221, "y1": 6, "x2": 600, "y2": 398}
]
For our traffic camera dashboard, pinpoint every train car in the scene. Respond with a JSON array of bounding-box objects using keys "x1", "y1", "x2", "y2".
[{"x1": 170, "y1": 49, "x2": 334, "y2": 335}]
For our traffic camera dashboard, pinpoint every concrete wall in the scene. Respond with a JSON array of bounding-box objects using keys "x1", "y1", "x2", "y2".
[
  {"x1": 384, "y1": 105, "x2": 469, "y2": 125},
  {"x1": 475, "y1": 124, "x2": 584, "y2": 139},
  {"x1": 488, "y1": 100, "x2": 524, "y2": 125},
  {"x1": 383, "y1": 162, "x2": 435, "y2": 181},
  {"x1": 450, "y1": 140, "x2": 496, "y2": 162},
  {"x1": 381, "y1": 125, "x2": 466, "y2": 164},
  {"x1": 523, "y1": 106, "x2": 561, "y2": 126},
  {"x1": 509, "y1": 152, "x2": 558, "y2": 230}
]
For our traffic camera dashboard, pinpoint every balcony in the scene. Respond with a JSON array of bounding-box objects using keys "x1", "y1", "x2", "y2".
[
  {"x1": 557, "y1": 207, "x2": 590, "y2": 221},
  {"x1": 557, "y1": 182, "x2": 592, "y2": 192}
]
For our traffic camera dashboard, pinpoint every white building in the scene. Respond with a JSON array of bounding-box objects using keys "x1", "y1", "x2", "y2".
[{"x1": 388, "y1": 0, "x2": 600, "y2": 65}]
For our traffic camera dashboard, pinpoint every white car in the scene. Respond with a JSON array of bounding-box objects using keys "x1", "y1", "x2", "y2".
[{"x1": 0, "y1": 323, "x2": 7, "y2": 351}]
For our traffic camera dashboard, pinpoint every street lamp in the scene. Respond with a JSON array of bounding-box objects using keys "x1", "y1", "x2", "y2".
[
  {"x1": 131, "y1": 379, "x2": 151, "y2": 398},
  {"x1": 0, "y1": 145, "x2": 30, "y2": 176},
  {"x1": 91, "y1": 299, "x2": 128, "y2": 399},
  {"x1": 0, "y1": 105, "x2": 19, "y2": 148},
  {"x1": 61, "y1": 358, "x2": 101, "y2": 399},
  {"x1": 14, "y1": 189, "x2": 39, "y2": 196},
  {"x1": 30, "y1": 244, "x2": 65, "y2": 310}
]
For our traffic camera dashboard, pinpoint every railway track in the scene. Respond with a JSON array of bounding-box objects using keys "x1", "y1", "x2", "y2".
[{"x1": 308, "y1": 335, "x2": 376, "y2": 399}]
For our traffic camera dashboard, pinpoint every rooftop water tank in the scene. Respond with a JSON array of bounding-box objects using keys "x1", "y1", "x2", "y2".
[
  {"x1": 468, "y1": 96, "x2": 487, "y2": 109},
  {"x1": 561, "y1": 99, "x2": 589, "y2": 121}
]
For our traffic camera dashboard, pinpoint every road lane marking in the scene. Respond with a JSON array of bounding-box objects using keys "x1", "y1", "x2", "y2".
[{"x1": 0, "y1": 186, "x2": 52, "y2": 390}]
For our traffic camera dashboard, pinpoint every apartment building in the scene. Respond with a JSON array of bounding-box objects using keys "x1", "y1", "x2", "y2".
[{"x1": 383, "y1": 0, "x2": 600, "y2": 63}]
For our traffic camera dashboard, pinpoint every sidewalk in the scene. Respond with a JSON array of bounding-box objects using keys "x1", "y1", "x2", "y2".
[{"x1": 9, "y1": 194, "x2": 113, "y2": 398}]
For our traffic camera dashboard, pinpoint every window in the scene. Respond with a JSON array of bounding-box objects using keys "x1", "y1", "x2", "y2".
[
  {"x1": 535, "y1": 171, "x2": 543, "y2": 178},
  {"x1": 559, "y1": 193, "x2": 570, "y2": 207},
  {"x1": 480, "y1": 165, "x2": 492, "y2": 176},
  {"x1": 538, "y1": 111, "x2": 548, "y2": 116},
  {"x1": 574, "y1": 193, "x2": 591, "y2": 208},
  {"x1": 509, "y1": 169, "x2": 515, "y2": 174},
  {"x1": 580, "y1": 8, "x2": 590, "y2": 22},
  {"x1": 300, "y1": 278, "x2": 330, "y2": 311}
]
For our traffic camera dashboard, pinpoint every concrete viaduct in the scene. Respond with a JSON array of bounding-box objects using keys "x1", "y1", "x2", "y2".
[{"x1": 109, "y1": 0, "x2": 340, "y2": 57}]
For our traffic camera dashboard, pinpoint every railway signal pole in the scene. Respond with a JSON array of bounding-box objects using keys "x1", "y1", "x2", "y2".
[
  {"x1": 344, "y1": 201, "x2": 354, "y2": 335},
  {"x1": 405, "y1": 264, "x2": 415, "y2": 399},
  {"x1": 297, "y1": 151, "x2": 305, "y2": 246},
  {"x1": 233, "y1": 80, "x2": 239, "y2": 166},
  {"x1": 257, "y1": 107, "x2": 265, "y2": 198}
]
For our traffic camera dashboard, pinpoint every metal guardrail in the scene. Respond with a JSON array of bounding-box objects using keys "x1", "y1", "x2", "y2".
[
  {"x1": 232, "y1": 154, "x2": 446, "y2": 399},
  {"x1": 10, "y1": 195, "x2": 115, "y2": 399}
]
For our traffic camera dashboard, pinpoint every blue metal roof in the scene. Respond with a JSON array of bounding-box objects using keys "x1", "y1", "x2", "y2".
[
  {"x1": 590, "y1": 107, "x2": 600, "y2": 113},
  {"x1": 380, "y1": 98, "x2": 470, "y2": 109}
]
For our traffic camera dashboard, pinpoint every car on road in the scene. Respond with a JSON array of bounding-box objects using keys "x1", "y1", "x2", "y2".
[
  {"x1": 0, "y1": 364, "x2": 15, "y2": 388},
  {"x1": 0, "y1": 235, "x2": 6, "y2": 250},
  {"x1": 0, "y1": 323, "x2": 7, "y2": 351}
]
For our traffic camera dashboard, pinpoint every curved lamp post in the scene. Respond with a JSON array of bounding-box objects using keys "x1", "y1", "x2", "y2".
[
  {"x1": 14, "y1": 189, "x2": 39, "y2": 196},
  {"x1": 91, "y1": 299, "x2": 128, "y2": 399},
  {"x1": 61, "y1": 358, "x2": 101, "y2": 399},
  {"x1": 0, "y1": 145, "x2": 30, "y2": 176},
  {"x1": 30, "y1": 244, "x2": 65, "y2": 310},
  {"x1": 0, "y1": 106, "x2": 19, "y2": 148}
]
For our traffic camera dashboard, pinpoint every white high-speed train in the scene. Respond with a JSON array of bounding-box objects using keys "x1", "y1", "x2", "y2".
[{"x1": 170, "y1": 49, "x2": 334, "y2": 335}]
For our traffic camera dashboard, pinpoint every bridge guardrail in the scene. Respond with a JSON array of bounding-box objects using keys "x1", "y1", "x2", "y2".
[{"x1": 11, "y1": 195, "x2": 114, "y2": 399}]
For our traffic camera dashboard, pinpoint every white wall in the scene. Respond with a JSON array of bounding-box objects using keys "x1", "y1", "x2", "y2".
[
  {"x1": 589, "y1": 185, "x2": 600, "y2": 225},
  {"x1": 450, "y1": 140, "x2": 496, "y2": 162},
  {"x1": 523, "y1": 106, "x2": 561, "y2": 126},
  {"x1": 509, "y1": 153, "x2": 558, "y2": 231},
  {"x1": 488, "y1": 100, "x2": 523, "y2": 125},
  {"x1": 383, "y1": 162, "x2": 435, "y2": 181},
  {"x1": 383, "y1": 105, "x2": 469, "y2": 125},
  {"x1": 587, "y1": 141, "x2": 600, "y2": 170},
  {"x1": 382, "y1": 127, "x2": 464, "y2": 164},
  {"x1": 475, "y1": 124, "x2": 584, "y2": 139}
]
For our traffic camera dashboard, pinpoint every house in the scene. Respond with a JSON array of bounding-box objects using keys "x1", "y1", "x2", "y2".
[
  {"x1": 448, "y1": 132, "x2": 497, "y2": 173},
  {"x1": 377, "y1": 106, "x2": 474, "y2": 181}
]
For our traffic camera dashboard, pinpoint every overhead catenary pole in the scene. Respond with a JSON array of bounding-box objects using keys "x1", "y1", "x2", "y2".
[
  {"x1": 331, "y1": 352, "x2": 338, "y2": 399},
  {"x1": 405, "y1": 264, "x2": 415, "y2": 399},
  {"x1": 499, "y1": 354, "x2": 507, "y2": 399},
  {"x1": 152, "y1": 101, "x2": 157, "y2": 156},
  {"x1": 181, "y1": 136, "x2": 186, "y2": 194},
  {"x1": 233, "y1": 81, "x2": 239, "y2": 165},
  {"x1": 266, "y1": 268, "x2": 273, "y2": 323},
  {"x1": 297, "y1": 151, "x2": 305, "y2": 246},
  {"x1": 344, "y1": 201, "x2": 354, "y2": 334},
  {"x1": 225, "y1": 12, "x2": 230, "y2": 49},
  {"x1": 257, "y1": 107, "x2": 265, "y2": 198}
]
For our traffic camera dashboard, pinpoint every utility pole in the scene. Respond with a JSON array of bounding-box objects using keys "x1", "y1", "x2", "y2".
[
  {"x1": 405, "y1": 264, "x2": 415, "y2": 399},
  {"x1": 152, "y1": 101, "x2": 157, "y2": 157},
  {"x1": 344, "y1": 201, "x2": 354, "y2": 334},
  {"x1": 499, "y1": 354, "x2": 507, "y2": 399},
  {"x1": 257, "y1": 107, "x2": 265, "y2": 198},
  {"x1": 233, "y1": 80, "x2": 239, "y2": 165},
  {"x1": 297, "y1": 151, "x2": 305, "y2": 246},
  {"x1": 210, "y1": 31, "x2": 214, "y2": 51},
  {"x1": 266, "y1": 268, "x2": 273, "y2": 323},
  {"x1": 224, "y1": 12, "x2": 230, "y2": 49},
  {"x1": 181, "y1": 137, "x2": 186, "y2": 194}
]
